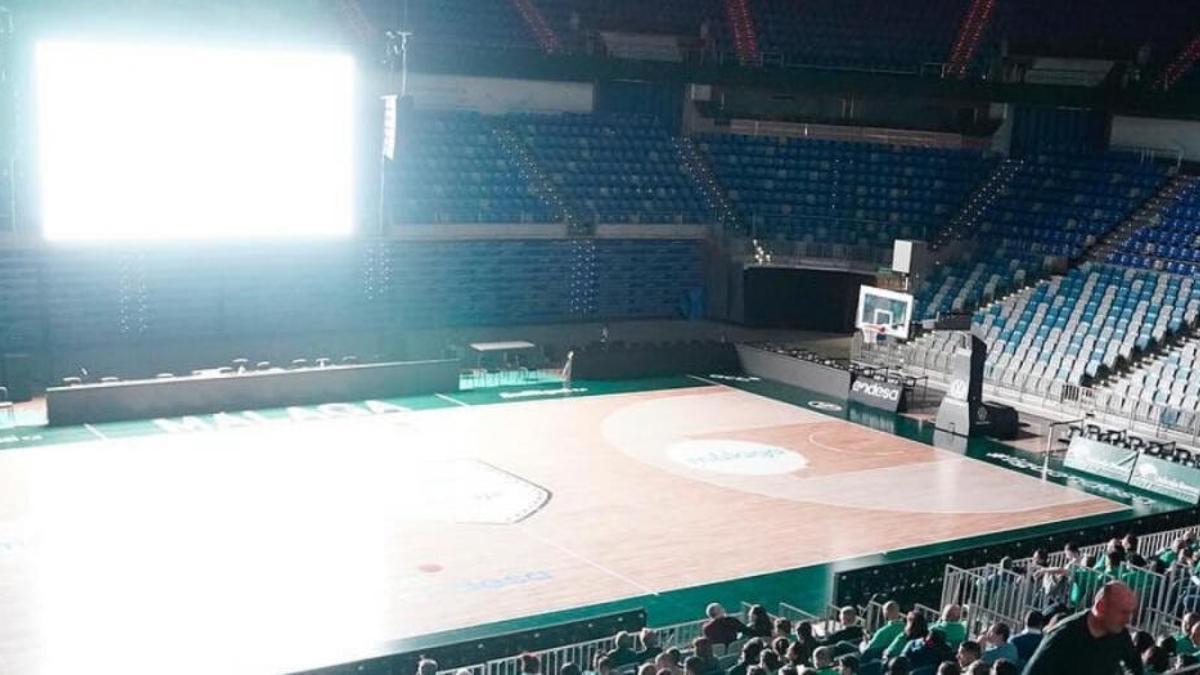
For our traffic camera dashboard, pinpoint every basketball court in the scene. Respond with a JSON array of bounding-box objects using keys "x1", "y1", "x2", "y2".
[{"x1": 0, "y1": 379, "x2": 1126, "y2": 675}]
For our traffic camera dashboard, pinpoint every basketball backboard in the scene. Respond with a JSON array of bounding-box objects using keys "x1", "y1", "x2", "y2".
[{"x1": 856, "y1": 286, "x2": 914, "y2": 340}]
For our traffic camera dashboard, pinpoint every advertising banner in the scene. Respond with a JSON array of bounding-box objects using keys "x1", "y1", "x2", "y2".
[
  {"x1": 849, "y1": 376, "x2": 906, "y2": 413},
  {"x1": 1063, "y1": 437, "x2": 1139, "y2": 484},
  {"x1": 1130, "y1": 453, "x2": 1200, "y2": 504}
]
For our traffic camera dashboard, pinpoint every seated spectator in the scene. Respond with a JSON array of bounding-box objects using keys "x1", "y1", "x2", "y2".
[
  {"x1": 862, "y1": 602, "x2": 904, "y2": 658},
  {"x1": 521, "y1": 655, "x2": 542, "y2": 675},
  {"x1": 1030, "y1": 549, "x2": 1072, "y2": 615},
  {"x1": 655, "y1": 648, "x2": 682, "y2": 675},
  {"x1": 1009, "y1": 611, "x2": 1044, "y2": 665},
  {"x1": 1070, "y1": 555, "x2": 1103, "y2": 607},
  {"x1": 836, "y1": 655, "x2": 858, "y2": 675},
  {"x1": 1171, "y1": 612, "x2": 1200, "y2": 653},
  {"x1": 759, "y1": 649, "x2": 782, "y2": 675},
  {"x1": 988, "y1": 659, "x2": 1017, "y2": 675},
  {"x1": 790, "y1": 622, "x2": 817, "y2": 666},
  {"x1": 1157, "y1": 635, "x2": 1176, "y2": 658},
  {"x1": 1022, "y1": 582, "x2": 1143, "y2": 675},
  {"x1": 977, "y1": 558, "x2": 1016, "y2": 596},
  {"x1": 811, "y1": 646, "x2": 835, "y2": 674},
  {"x1": 417, "y1": 658, "x2": 439, "y2": 675},
  {"x1": 1156, "y1": 537, "x2": 1188, "y2": 566},
  {"x1": 820, "y1": 607, "x2": 864, "y2": 647},
  {"x1": 684, "y1": 656, "x2": 706, "y2": 675},
  {"x1": 1122, "y1": 533, "x2": 1139, "y2": 554},
  {"x1": 1096, "y1": 539, "x2": 1124, "y2": 570},
  {"x1": 705, "y1": 604, "x2": 750, "y2": 646},
  {"x1": 775, "y1": 619, "x2": 794, "y2": 641},
  {"x1": 594, "y1": 656, "x2": 612, "y2": 675},
  {"x1": 693, "y1": 638, "x2": 720, "y2": 675},
  {"x1": 562, "y1": 665, "x2": 582, "y2": 675},
  {"x1": 956, "y1": 640, "x2": 981, "y2": 670},
  {"x1": 747, "y1": 605, "x2": 773, "y2": 638},
  {"x1": 636, "y1": 629, "x2": 662, "y2": 664},
  {"x1": 885, "y1": 656, "x2": 910, "y2": 675},
  {"x1": 1102, "y1": 549, "x2": 1126, "y2": 576},
  {"x1": 901, "y1": 628, "x2": 953, "y2": 671},
  {"x1": 746, "y1": 667, "x2": 766, "y2": 675},
  {"x1": 771, "y1": 637, "x2": 790, "y2": 659},
  {"x1": 963, "y1": 663, "x2": 989, "y2": 675},
  {"x1": 1143, "y1": 645, "x2": 1170, "y2": 675},
  {"x1": 931, "y1": 605, "x2": 967, "y2": 647},
  {"x1": 729, "y1": 639, "x2": 766, "y2": 675},
  {"x1": 637, "y1": 665, "x2": 656, "y2": 675},
  {"x1": 883, "y1": 612, "x2": 929, "y2": 661},
  {"x1": 978, "y1": 623, "x2": 1017, "y2": 666},
  {"x1": 1177, "y1": 653, "x2": 1200, "y2": 671},
  {"x1": 779, "y1": 668, "x2": 798, "y2": 675},
  {"x1": 1133, "y1": 631, "x2": 1156, "y2": 657},
  {"x1": 607, "y1": 631, "x2": 639, "y2": 667},
  {"x1": 936, "y1": 663, "x2": 959, "y2": 675}
]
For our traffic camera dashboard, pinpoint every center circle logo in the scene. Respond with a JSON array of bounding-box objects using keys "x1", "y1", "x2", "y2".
[
  {"x1": 807, "y1": 401, "x2": 844, "y2": 412},
  {"x1": 666, "y1": 439, "x2": 809, "y2": 476}
]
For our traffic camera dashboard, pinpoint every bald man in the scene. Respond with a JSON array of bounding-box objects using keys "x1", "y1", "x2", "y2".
[
  {"x1": 1022, "y1": 581, "x2": 1143, "y2": 675},
  {"x1": 931, "y1": 604, "x2": 968, "y2": 647},
  {"x1": 862, "y1": 601, "x2": 904, "y2": 657}
]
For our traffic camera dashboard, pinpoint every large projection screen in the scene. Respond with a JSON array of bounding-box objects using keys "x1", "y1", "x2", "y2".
[{"x1": 35, "y1": 41, "x2": 356, "y2": 242}]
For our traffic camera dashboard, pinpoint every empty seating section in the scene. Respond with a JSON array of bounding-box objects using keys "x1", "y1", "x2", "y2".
[
  {"x1": 360, "y1": 0, "x2": 535, "y2": 51},
  {"x1": 512, "y1": 114, "x2": 714, "y2": 224},
  {"x1": 699, "y1": 133, "x2": 990, "y2": 247},
  {"x1": 0, "y1": 250, "x2": 42, "y2": 352},
  {"x1": 748, "y1": 0, "x2": 970, "y2": 70},
  {"x1": 1101, "y1": 339, "x2": 1200, "y2": 428},
  {"x1": 391, "y1": 112, "x2": 559, "y2": 225},
  {"x1": 972, "y1": 263, "x2": 1199, "y2": 386},
  {"x1": 537, "y1": 0, "x2": 725, "y2": 43},
  {"x1": 973, "y1": 153, "x2": 1169, "y2": 258},
  {"x1": 914, "y1": 250, "x2": 1046, "y2": 321},
  {"x1": 0, "y1": 241, "x2": 704, "y2": 354},
  {"x1": 1112, "y1": 176, "x2": 1200, "y2": 276},
  {"x1": 997, "y1": 0, "x2": 1196, "y2": 64}
]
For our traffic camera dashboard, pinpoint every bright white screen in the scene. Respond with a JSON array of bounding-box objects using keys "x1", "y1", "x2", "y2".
[{"x1": 36, "y1": 41, "x2": 356, "y2": 242}]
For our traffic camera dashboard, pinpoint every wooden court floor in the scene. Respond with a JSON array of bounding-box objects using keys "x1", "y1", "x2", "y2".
[{"x1": 0, "y1": 383, "x2": 1123, "y2": 675}]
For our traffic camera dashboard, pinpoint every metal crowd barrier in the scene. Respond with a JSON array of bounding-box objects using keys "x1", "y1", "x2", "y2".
[
  {"x1": 941, "y1": 559, "x2": 1180, "y2": 638},
  {"x1": 436, "y1": 635, "x2": 620, "y2": 675},
  {"x1": 777, "y1": 601, "x2": 822, "y2": 627},
  {"x1": 940, "y1": 564, "x2": 1028, "y2": 631}
]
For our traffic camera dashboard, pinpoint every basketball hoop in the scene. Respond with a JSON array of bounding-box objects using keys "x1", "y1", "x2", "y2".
[{"x1": 862, "y1": 324, "x2": 887, "y2": 346}]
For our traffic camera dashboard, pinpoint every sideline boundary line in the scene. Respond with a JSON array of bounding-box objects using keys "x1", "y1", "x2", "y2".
[
  {"x1": 83, "y1": 423, "x2": 109, "y2": 441},
  {"x1": 435, "y1": 393, "x2": 471, "y2": 408}
]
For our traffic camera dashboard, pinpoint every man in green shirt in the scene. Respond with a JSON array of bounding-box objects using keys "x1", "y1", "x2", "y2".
[
  {"x1": 861, "y1": 601, "x2": 904, "y2": 659},
  {"x1": 1173, "y1": 613, "x2": 1199, "y2": 655},
  {"x1": 930, "y1": 604, "x2": 967, "y2": 648},
  {"x1": 1070, "y1": 556, "x2": 1105, "y2": 608}
]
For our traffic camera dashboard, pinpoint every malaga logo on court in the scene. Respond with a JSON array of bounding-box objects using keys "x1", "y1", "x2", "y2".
[
  {"x1": 152, "y1": 399, "x2": 410, "y2": 434},
  {"x1": 667, "y1": 439, "x2": 808, "y2": 476}
]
